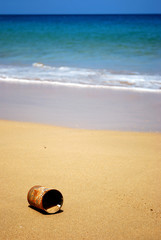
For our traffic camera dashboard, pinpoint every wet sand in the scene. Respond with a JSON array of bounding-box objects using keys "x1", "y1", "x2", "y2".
[
  {"x1": 0, "y1": 120, "x2": 161, "y2": 240},
  {"x1": 0, "y1": 82, "x2": 161, "y2": 131}
]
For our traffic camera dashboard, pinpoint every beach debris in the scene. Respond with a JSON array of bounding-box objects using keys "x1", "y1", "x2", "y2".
[{"x1": 27, "y1": 185, "x2": 63, "y2": 214}]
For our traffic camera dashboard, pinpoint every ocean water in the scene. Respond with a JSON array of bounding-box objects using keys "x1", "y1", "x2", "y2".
[{"x1": 0, "y1": 14, "x2": 161, "y2": 90}]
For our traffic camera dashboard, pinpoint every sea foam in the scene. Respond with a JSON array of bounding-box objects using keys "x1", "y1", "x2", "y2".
[{"x1": 0, "y1": 63, "x2": 161, "y2": 92}]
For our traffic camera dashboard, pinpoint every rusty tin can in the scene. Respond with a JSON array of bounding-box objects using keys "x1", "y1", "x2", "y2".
[{"x1": 27, "y1": 185, "x2": 63, "y2": 213}]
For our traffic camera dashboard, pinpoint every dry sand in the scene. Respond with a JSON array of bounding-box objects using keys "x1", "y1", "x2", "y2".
[{"x1": 0, "y1": 120, "x2": 161, "y2": 240}]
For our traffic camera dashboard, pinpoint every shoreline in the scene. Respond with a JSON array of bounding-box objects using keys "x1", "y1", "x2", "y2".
[
  {"x1": 0, "y1": 120, "x2": 161, "y2": 239},
  {"x1": 0, "y1": 75, "x2": 161, "y2": 93},
  {"x1": 0, "y1": 64, "x2": 161, "y2": 92},
  {"x1": 0, "y1": 81, "x2": 161, "y2": 132}
]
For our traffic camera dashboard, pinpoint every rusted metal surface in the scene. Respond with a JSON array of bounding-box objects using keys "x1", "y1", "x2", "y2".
[{"x1": 27, "y1": 185, "x2": 63, "y2": 213}]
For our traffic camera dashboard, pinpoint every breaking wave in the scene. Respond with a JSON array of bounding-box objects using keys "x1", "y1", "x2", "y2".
[{"x1": 0, "y1": 63, "x2": 161, "y2": 92}]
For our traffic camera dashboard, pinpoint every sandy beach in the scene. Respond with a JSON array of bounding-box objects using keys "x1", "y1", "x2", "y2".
[
  {"x1": 0, "y1": 82, "x2": 161, "y2": 132},
  {"x1": 0, "y1": 13, "x2": 161, "y2": 240},
  {"x1": 0, "y1": 119, "x2": 161, "y2": 240}
]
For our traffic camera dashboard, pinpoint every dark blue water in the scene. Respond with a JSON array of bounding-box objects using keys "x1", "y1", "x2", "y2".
[{"x1": 0, "y1": 14, "x2": 161, "y2": 90}]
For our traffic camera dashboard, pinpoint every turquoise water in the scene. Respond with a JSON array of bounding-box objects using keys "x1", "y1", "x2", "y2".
[{"x1": 0, "y1": 15, "x2": 161, "y2": 90}]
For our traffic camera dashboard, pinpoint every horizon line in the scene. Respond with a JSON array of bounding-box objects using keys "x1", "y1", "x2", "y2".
[{"x1": 0, "y1": 13, "x2": 161, "y2": 15}]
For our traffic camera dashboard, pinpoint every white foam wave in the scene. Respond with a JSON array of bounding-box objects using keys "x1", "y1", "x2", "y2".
[
  {"x1": 0, "y1": 63, "x2": 161, "y2": 92},
  {"x1": 0, "y1": 75, "x2": 161, "y2": 92}
]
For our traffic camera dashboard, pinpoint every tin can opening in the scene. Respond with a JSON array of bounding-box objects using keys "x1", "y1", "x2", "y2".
[{"x1": 42, "y1": 189, "x2": 63, "y2": 213}]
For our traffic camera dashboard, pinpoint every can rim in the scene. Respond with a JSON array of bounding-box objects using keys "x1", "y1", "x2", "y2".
[{"x1": 42, "y1": 189, "x2": 63, "y2": 214}]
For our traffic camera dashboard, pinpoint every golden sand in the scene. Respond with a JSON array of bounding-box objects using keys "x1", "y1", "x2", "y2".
[{"x1": 0, "y1": 120, "x2": 161, "y2": 239}]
